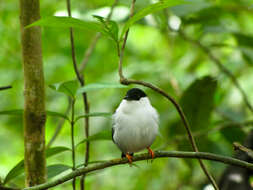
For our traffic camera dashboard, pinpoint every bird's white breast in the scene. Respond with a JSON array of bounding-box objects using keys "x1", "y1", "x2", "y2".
[{"x1": 112, "y1": 97, "x2": 159, "y2": 153}]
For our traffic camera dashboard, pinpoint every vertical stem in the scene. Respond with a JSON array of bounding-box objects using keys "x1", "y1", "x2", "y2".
[
  {"x1": 19, "y1": 0, "x2": 47, "y2": 186},
  {"x1": 71, "y1": 98, "x2": 76, "y2": 190}
]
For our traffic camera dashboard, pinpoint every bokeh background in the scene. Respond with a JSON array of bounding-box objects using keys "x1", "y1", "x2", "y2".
[{"x1": 1, "y1": 0, "x2": 253, "y2": 189}]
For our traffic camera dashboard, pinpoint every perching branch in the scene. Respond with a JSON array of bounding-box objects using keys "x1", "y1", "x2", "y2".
[
  {"x1": 23, "y1": 151, "x2": 253, "y2": 190},
  {"x1": 176, "y1": 29, "x2": 253, "y2": 114},
  {"x1": 0, "y1": 86, "x2": 12, "y2": 91},
  {"x1": 117, "y1": 0, "x2": 219, "y2": 189}
]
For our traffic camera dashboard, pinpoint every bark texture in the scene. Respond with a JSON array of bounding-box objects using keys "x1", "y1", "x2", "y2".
[{"x1": 19, "y1": 0, "x2": 47, "y2": 186}]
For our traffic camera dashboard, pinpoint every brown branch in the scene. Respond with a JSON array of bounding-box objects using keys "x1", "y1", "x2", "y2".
[
  {"x1": 177, "y1": 29, "x2": 253, "y2": 114},
  {"x1": 117, "y1": 0, "x2": 218, "y2": 189},
  {"x1": 0, "y1": 86, "x2": 12, "y2": 91},
  {"x1": 23, "y1": 151, "x2": 253, "y2": 190}
]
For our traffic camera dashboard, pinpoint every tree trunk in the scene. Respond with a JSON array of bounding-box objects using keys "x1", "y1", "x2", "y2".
[{"x1": 19, "y1": 0, "x2": 47, "y2": 186}]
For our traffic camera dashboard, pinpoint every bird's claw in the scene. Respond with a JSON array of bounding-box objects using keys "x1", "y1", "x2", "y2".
[
  {"x1": 126, "y1": 153, "x2": 133, "y2": 164},
  {"x1": 147, "y1": 147, "x2": 155, "y2": 160}
]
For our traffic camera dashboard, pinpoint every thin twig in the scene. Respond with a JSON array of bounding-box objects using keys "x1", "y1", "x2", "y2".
[
  {"x1": 0, "y1": 86, "x2": 12, "y2": 91},
  {"x1": 23, "y1": 151, "x2": 253, "y2": 190},
  {"x1": 177, "y1": 29, "x2": 253, "y2": 114},
  {"x1": 117, "y1": 0, "x2": 219, "y2": 189},
  {"x1": 66, "y1": 0, "x2": 78, "y2": 189},
  {"x1": 79, "y1": 2, "x2": 119, "y2": 189},
  {"x1": 70, "y1": 99, "x2": 76, "y2": 190}
]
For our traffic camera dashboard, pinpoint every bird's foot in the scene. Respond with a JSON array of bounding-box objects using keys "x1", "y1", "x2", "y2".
[
  {"x1": 147, "y1": 147, "x2": 155, "y2": 160},
  {"x1": 126, "y1": 153, "x2": 133, "y2": 164}
]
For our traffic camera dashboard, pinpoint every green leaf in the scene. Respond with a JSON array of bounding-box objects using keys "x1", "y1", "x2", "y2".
[
  {"x1": 75, "y1": 112, "x2": 112, "y2": 122},
  {"x1": 47, "y1": 110, "x2": 70, "y2": 121},
  {"x1": 47, "y1": 164, "x2": 71, "y2": 179},
  {"x1": 0, "y1": 109, "x2": 23, "y2": 116},
  {"x1": 26, "y1": 16, "x2": 109, "y2": 36},
  {"x1": 120, "y1": 0, "x2": 186, "y2": 38},
  {"x1": 76, "y1": 83, "x2": 127, "y2": 94},
  {"x1": 93, "y1": 15, "x2": 119, "y2": 42},
  {"x1": 3, "y1": 160, "x2": 24, "y2": 184},
  {"x1": 45, "y1": 146, "x2": 71, "y2": 157},
  {"x1": 76, "y1": 130, "x2": 111, "y2": 148},
  {"x1": 220, "y1": 126, "x2": 246, "y2": 143},
  {"x1": 233, "y1": 32, "x2": 253, "y2": 48},
  {"x1": 49, "y1": 80, "x2": 79, "y2": 98},
  {"x1": 180, "y1": 76, "x2": 217, "y2": 131},
  {"x1": 4, "y1": 146, "x2": 71, "y2": 184}
]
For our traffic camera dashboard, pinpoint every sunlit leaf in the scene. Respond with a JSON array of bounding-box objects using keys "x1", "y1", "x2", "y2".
[
  {"x1": 120, "y1": 0, "x2": 186, "y2": 38},
  {"x1": 76, "y1": 130, "x2": 111, "y2": 148},
  {"x1": 75, "y1": 112, "x2": 112, "y2": 122},
  {"x1": 77, "y1": 83, "x2": 127, "y2": 94},
  {"x1": 4, "y1": 146, "x2": 71, "y2": 184},
  {"x1": 49, "y1": 80, "x2": 79, "y2": 98},
  {"x1": 47, "y1": 164, "x2": 71, "y2": 179},
  {"x1": 47, "y1": 110, "x2": 70, "y2": 121},
  {"x1": 45, "y1": 146, "x2": 71, "y2": 157},
  {"x1": 26, "y1": 16, "x2": 110, "y2": 36}
]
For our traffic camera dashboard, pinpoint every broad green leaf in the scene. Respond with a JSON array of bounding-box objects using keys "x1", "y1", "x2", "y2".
[
  {"x1": 171, "y1": 2, "x2": 211, "y2": 17},
  {"x1": 47, "y1": 110, "x2": 70, "y2": 122},
  {"x1": 120, "y1": 0, "x2": 186, "y2": 38},
  {"x1": 233, "y1": 33, "x2": 253, "y2": 48},
  {"x1": 4, "y1": 146, "x2": 71, "y2": 184},
  {"x1": 221, "y1": 126, "x2": 246, "y2": 143},
  {"x1": 3, "y1": 160, "x2": 24, "y2": 185},
  {"x1": 76, "y1": 130, "x2": 111, "y2": 148},
  {"x1": 45, "y1": 146, "x2": 71, "y2": 157},
  {"x1": 0, "y1": 109, "x2": 23, "y2": 116},
  {"x1": 47, "y1": 164, "x2": 71, "y2": 179},
  {"x1": 26, "y1": 16, "x2": 109, "y2": 36},
  {"x1": 77, "y1": 83, "x2": 127, "y2": 94},
  {"x1": 75, "y1": 112, "x2": 112, "y2": 122},
  {"x1": 49, "y1": 80, "x2": 79, "y2": 98},
  {"x1": 180, "y1": 76, "x2": 217, "y2": 131}
]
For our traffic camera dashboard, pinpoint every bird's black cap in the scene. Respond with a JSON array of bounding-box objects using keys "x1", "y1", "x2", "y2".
[{"x1": 124, "y1": 88, "x2": 147, "y2": 101}]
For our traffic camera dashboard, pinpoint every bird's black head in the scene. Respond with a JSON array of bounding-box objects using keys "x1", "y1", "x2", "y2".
[{"x1": 124, "y1": 88, "x2": 147, "y2": 101}]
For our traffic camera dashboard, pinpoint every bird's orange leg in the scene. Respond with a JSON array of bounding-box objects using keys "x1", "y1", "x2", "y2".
[
  {"x1": 147, "y1": 147, "x2": 155, "y2": 159},
  {"x1": 126, "y1": 153, "x2": 133, "y2": 164}
]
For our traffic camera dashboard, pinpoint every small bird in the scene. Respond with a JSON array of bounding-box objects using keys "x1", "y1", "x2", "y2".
[{"x1": 112, "y1": 88, "x2": 159, "y2": 163}]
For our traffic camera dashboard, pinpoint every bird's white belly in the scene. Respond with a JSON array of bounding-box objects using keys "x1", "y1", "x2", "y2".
[{"x1": 113, "y1": 111, "x2": 158, "y2": 153}]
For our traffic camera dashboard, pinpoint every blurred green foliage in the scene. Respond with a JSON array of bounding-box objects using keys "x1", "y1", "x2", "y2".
[{"x1": 1, "y1": 0, "x2": 253, "y2": 189}]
